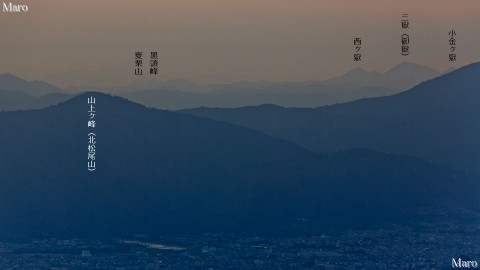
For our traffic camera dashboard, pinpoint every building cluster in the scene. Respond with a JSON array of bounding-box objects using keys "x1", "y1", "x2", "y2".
[{"x1": 1, "y1": 211, "x2": 479, "y2": 270}]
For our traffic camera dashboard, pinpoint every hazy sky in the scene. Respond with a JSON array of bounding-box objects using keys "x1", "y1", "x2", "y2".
[{"x1": 1, "y1": 0, "x2": 479, "y2": 88}]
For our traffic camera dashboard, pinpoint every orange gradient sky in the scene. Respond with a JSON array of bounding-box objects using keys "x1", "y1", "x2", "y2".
[{"x1": 1, "y1": 0, "x2": 479, "y2": 88}]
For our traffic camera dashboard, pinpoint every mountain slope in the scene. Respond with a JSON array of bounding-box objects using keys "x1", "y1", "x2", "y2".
[
  {"x1": 0, "y1": 73, "x2": 64, "y2": 97},
  {"x1": 182, "y1": 62, "x2": 480, "y2": 173},
  {"x1": 0, "y1": 89, "x2": 72, "y2": 111}
]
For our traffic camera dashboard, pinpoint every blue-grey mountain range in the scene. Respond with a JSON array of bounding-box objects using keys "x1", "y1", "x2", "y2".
[
  {"x1": 0, "y1": 73, "x2": 65, "y2": 97},
  {"x1": 0, "y1": 74, "x2": 71, "y2": 111},
  {"x1": 0, "y1": 92, "x2": 477, "y2": 239},
  {"x1": 121, "y1": 62, "x2": 440, "y2": 109},
  {"x1": 183, "y1": 62, "x2": 480, "y2": 174},
  {"x1": 0, "y1": 62, "x2": 441, "y2": 111}
]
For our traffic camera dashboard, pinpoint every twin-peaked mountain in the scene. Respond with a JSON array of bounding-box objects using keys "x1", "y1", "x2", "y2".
[
  {"x1": 0, "y1": 93, "x2": 477, "y2": 239},
  {"x1": 183, "y1": 62, "x2": 480, "y2": 174}
]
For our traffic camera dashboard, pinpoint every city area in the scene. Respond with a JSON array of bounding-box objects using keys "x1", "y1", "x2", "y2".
[{"x1": 1, "y1": 210, "x2": 479, "y2": 270}]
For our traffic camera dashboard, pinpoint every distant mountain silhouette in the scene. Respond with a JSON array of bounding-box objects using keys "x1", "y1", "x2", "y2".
[
  {"x1": 123, "y1": 84, "x2": 338, "y2": 110},
  {"x1": 0, "y1": 73, "x2": 64, "y2": 97},
  {"x1": 323, "y1": 68, "x2": 384, "y2": 87},
  {"x1": 183, "y1": 62, "x2": 480, "y2": 174},
  {"x1": 0, "y1": 93, "x2": 477, "y2": 239},
  {"x1": 324, "y1": 62, "x2": 440, "y2": 90},
  {"x1": 0, "y1": 74, "x2": 70, "y2": 111},
  {"x1": 0, "y1": 89, "x2": 72, "y2": 111},
  {"x1": 120, "y1": 62, "x2": 439, "y2": 109},
  {"x1": 109, "y1": 78, "x2": 203, "y2": 94},
  {"x1": 0, "y1": 62, "x2": 440, "y2": 110}
]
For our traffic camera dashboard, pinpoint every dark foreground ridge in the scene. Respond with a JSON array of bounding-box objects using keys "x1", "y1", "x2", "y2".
[{"x1": 0, "y1": 92, "x2": 478, "y2": 239}]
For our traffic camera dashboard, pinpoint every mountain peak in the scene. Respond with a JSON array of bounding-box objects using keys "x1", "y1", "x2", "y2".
[
  {"x1": 0, "y1": 73, "x2": 25, "y2": 82},
  {"x1": 342, "y1": 67, "x2": 370, "y2": 76},
  {"x1": 72, "y1": 91, "x2": 141, "y2": 103},
  {"x1": 0, "y1": 73, "x2": 64, "y2": 97},
  {"x1": 328, "y1": 67, "x2": 382, "y2": 83},
  {"x1": 385, "y1": 62, "x2": 439, "y2": 76},
  {"x1": 48, "y1": 91, "x2": 149, "y2": 115}
]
